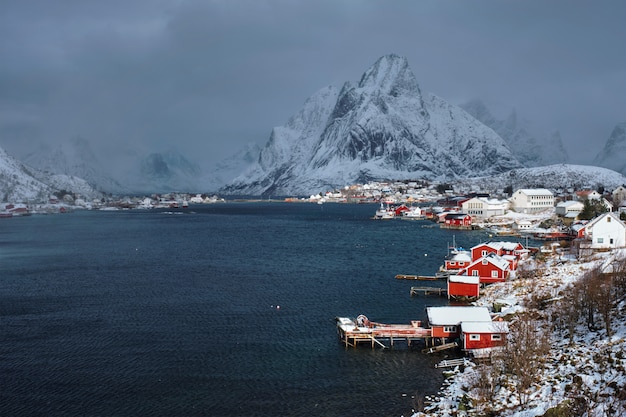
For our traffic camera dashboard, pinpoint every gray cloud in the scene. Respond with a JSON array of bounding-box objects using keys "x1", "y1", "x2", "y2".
[{"x1": 1, "y1": 0, "x2": 625, "y2": 166}]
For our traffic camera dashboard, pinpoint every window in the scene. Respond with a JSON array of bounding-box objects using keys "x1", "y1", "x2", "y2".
[
  {"x1": 482, "y1": 259, "x2": 488, "y2": 265},
  {"x1": 491, "y1": 334, "x2": 502, "y2": 341},
  {"x1": 608, "y1": 217, "x2": 611, "y2": 222},
  {"x1": 491, "y1": 270, "x2": 498, "y2": 278},
  {"x1": 443, "y1": 326, "x2": 457, "y2": 333},
  {"x1": 481, "y1": 250, "x2": 488, "y2": 257},
  {"x1": 598, "y1": 238, "x2": 604, "y2": 244},
  {"x1": 472, "y1": 270, "x2": 479, "y2": 276},
  {"x1": 469, "y1": 334, "x2": 480, "y2": 341}
]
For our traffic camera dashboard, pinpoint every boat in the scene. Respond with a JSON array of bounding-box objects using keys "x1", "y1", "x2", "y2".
[{"x1": 373, "y1": 202, "x2": 395, "y2": 220}]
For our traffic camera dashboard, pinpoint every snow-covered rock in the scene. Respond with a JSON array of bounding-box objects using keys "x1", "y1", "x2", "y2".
[{"x1": 222, "y1": 54, "x2": 522, "y2": 196}]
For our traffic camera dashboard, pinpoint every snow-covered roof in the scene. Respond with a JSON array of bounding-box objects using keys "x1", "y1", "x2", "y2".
[
  {"x1": 461, "y1": 321, "x2": 509, "y2": 334},
  {"x1": 586, "y1": 212, "x2": 626, "y2": 231},
  {"x1": 426, "y1": 306, "x2": 491, "y2": 326},
  {"x1": 556, "y1": 200, "x2": 584, "y2": 208},
  {"x1": 449, "y1": 275, "x2": 479, "y2": 284},
  {"x1": 516, "y1": 188, "x2": 554, "y2": 196},
  {"x1": 483, "y1": 253, "x2": 511, "y2": 270},
  {"x1": 450, "y1": 252, "x2": 471, "y2": 262}
]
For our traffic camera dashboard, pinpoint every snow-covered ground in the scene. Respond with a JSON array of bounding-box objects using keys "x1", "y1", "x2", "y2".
[{"x1": 415, "y1": 248, "x2": 626, "y2": 417}]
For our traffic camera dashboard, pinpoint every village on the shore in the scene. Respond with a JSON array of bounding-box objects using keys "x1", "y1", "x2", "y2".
[{"x1": 322, "y1": 181, "x2": 626, "y2": 417}]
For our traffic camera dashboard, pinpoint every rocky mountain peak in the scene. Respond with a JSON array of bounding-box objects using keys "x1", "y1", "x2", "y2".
[{"x1": 357, "y1": 54, "x2": 421, "y2": 98}]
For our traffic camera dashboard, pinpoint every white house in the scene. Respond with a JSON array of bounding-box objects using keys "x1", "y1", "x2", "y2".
[
  {"x1": 509, "y1": 188, "x2": 555, "y2": 214},
  {"x1": 576, "y1": 190, "x2": 602, "y2": 201},
  {"x1": 555, "y1": 200, "x2": 584, "y2": 217},
  {"x1": 583, "y1": 212, "x2": 626, "y2": 249},
  {"x1": 461, "y1": 197, "x2": 509, "y2": 218},
  {"x1": 512, "y1": 220, "x2": 533, "y2": 232}
]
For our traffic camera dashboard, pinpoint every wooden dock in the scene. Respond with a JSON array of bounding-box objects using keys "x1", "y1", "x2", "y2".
[
  {"x1": 336, "y1": 315, "x2": 433, "y2": 349},
  {"x1": 396, "y1": 274, "x2": 444, "y2": 281},
  {"x1": 410, "y1": 286, "x2": 447, "y2": 297}
]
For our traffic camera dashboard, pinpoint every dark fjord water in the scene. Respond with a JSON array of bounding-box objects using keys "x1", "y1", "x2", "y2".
[{"x1": 0, "y1": 203, "x2": 491, "y2": 416}]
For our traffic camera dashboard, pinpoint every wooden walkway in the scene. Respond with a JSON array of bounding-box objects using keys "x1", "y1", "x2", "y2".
[
  {"x1": 422, "y1": 341, "x2": 458, "y2": 354},
  {"x1": 410, "y1": 286, "x2": 447, "y2": 297}
]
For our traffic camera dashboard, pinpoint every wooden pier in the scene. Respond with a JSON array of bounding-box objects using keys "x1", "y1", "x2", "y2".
[
  {"x1": 395, "y1": 274, "x2": 445, "y2": 281},
  {"x1": 422, "y1": 341, "x2": 458, "y2": 354},
  {"x1": 336, "y1": 315, "x2": 433, "y2": 349},
  {"x1": 410, "y1": 286, "x2": 447, "y2": 297}
]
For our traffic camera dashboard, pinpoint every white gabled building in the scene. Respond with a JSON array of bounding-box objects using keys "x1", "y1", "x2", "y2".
[
  {"x1": 583, "y1": 212, "x2": 626, "y2": 249},
  {"x1": 461, "y1": 197, "x2": 509, "y2": 218},
  {"x1": 509, "y1": 188, "x2": 554, "y2": 214},
  {"x1": 555, "y1": 200, "x2": 584, "y2": 217}
]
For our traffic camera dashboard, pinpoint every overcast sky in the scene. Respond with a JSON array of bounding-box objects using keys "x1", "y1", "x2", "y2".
[{"x1": 1, "y1": 0, "x2": 625, "y2": 166}]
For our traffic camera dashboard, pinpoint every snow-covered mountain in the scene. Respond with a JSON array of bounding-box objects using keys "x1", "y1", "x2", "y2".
[
  {"x1": 23, "y1": 137, "x2": 126, "y2": 193},
  {"x1": 0, "y1": 145, "x2": 101, "y2": 202},
  {"x1": 200, "y1": 142, "x2": 262, "y2": 192},
  {"x1": 124, "y1": 150, "x2": 203, "y2": 194},
  {"x1": 22, "y1": 137, "x2": 208, "y2": 194},
  {"x1": 457, "y1": 164, "x2": 626, "y2": 192},
  {"x1": 461, "y1": 99, "x2": 569, "y2": 167},
  {"x1": 593, "y1": 122, "x2": 626, "y2": 175},
  {"x1": 222, "y1": 54, "x2": 522, "y2": 196}
]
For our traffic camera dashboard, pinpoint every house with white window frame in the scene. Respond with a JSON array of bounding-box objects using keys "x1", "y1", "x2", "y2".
[
  {"x1": 509, "y1": 188, "x2": 554, "y2": 214},
  {"x1": 583, "y1": 212, "x2": 626, "y2": 249}
]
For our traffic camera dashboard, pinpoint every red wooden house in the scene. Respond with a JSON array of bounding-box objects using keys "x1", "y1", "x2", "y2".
[
  {"x1": 457, "y1": 253, "x2": 511, "y2": 284},
  {"x1": 443, "y1": 251, "x2": 472, "y2": 272},
  {"x1": 447, "y1": 274, "x2": 480, "y2": 299},
  {"x1": 470, "y1": 241, "x2": 525, "y2": 260},
  {"x1": 441, "y1": 213, "x2": 472, "y2": 228},
  {"x1": 460, "y1": 320, "x2": 509, "y2": 356},
  {"x1": 426, "y1": 306, "x2": 492, "y2": 342},
  {"x1": 470, "y1": 241, "x2": 525, "y2": 271}
]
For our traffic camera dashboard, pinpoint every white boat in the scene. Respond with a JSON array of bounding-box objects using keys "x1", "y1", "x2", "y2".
[{"x1": 373, "y1": 202, "x2": 395, "y2": 220}]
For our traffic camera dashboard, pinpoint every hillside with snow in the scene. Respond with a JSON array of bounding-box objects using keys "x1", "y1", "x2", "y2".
[
  {"x1": 23, "y1": 137, "x2": 126, "y2": 194},
  {"x1": 457, "y1": 164, "x2": 626, "y2": 192},
  {"x1": 419, "y1": 248, "x2": 626, "y2": 417},
  {"x1": 222, "y1": 54, "x2": 522, "y2": 197},
  {"x1": 0, "y1": 145, "x2": 101, "y2": 202}
]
